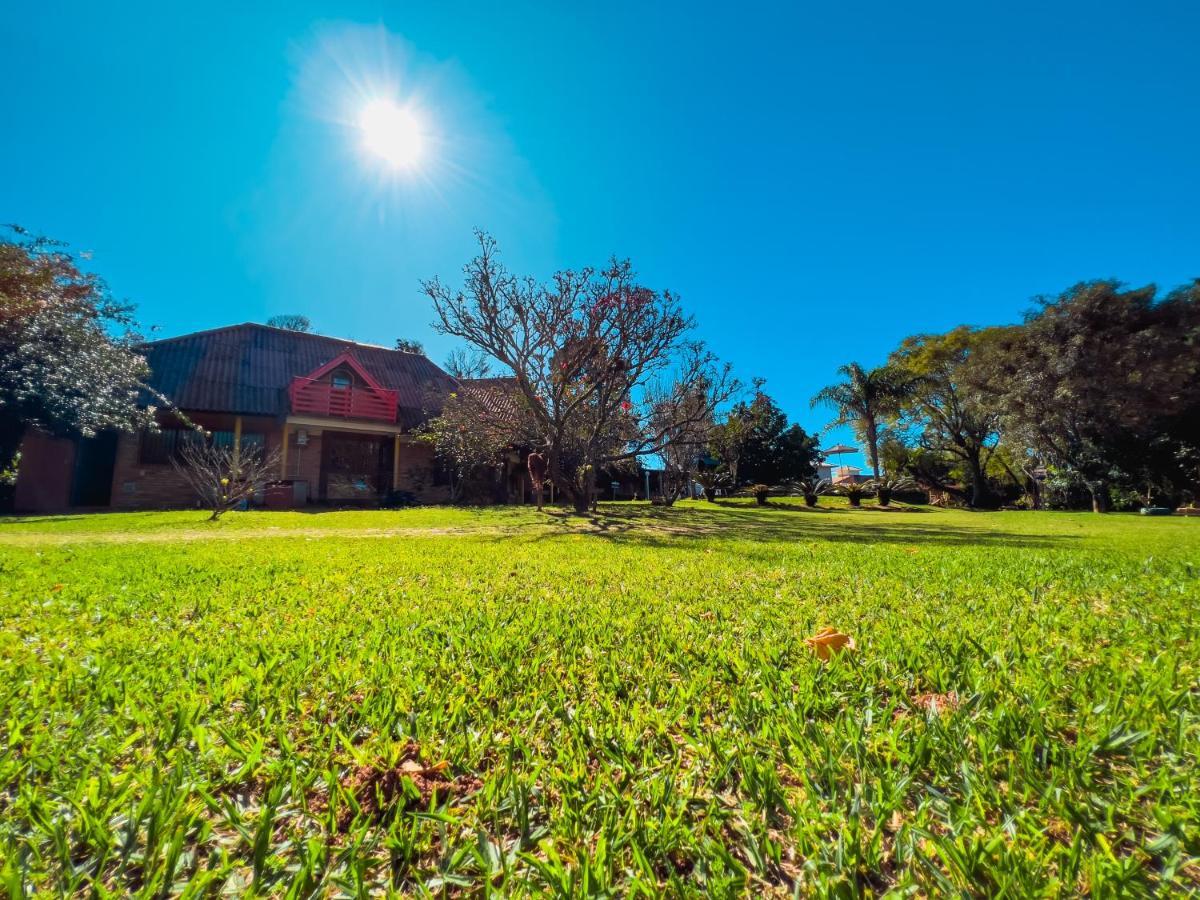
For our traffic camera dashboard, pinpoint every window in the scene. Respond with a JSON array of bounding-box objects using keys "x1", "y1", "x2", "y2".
[
  {"x1": 139, "y1": 428, "x2": 198, "y2": 464},
  {"x1": 139, "y1": 428, "x2": 264, "y2": 464},
  {"x1": 212, "y1": 431, "x2": 265, "y2": 452},
  {"x1": 331, "y1": 370, "x2": 353, "y2": 390}
]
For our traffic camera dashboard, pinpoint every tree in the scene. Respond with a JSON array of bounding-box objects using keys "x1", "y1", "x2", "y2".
[
  {"x1": 654, "y1": 380, "x2": 715, "y2": 502},
  {"x1": 424, "y1": 232, "x2": 738, "y2": 512},
  {"x1": 700, "y1": 400, "x2": 758, "y2": 494},
  {"x1": 416, "y1": 386, "x2": 531, "y2": 502},
  {"x1": 266, "y1": 314, "x2": 312, "y2": 332},
  {"x1": 736, "y1": 391, "x2": 820, "y2": 485},
  {"x1": 980, "y1": 282, "x2": 1200, "y2": 512},
  {"x1": 0, "y1": 228, "x2": 155, "y2": 473},
  {"x1": 888, "y1": 326, "x2": 1005, "y2": 509},
  {"x1": 171, "y1": 437, "x2": 280, "y2": 521},
  {"x1": 811, "y1": 363, "x2": 915, "y2": 484},
  {"x1": 394, "y1": 338, "x2": 425, "y2": 354}
]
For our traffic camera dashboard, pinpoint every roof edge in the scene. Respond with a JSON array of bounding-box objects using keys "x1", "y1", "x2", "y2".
[{"x1": 141, "y1": 321, "x2": 413, "y2": 354}]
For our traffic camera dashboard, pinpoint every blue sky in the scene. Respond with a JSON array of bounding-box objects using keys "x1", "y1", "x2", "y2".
[{"x1": 5, "y1": 2, "x2": 1198, "y2": 468}]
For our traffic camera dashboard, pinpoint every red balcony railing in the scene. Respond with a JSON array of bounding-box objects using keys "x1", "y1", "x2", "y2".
[{"x1": 288, "y1": 377, "x2": 398, "y2": 423}]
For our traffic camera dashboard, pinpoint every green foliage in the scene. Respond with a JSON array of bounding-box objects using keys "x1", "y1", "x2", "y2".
[
  {"x1": 869, "y1": 474, "x2": 917, "y2": 507},
  {"x1": 415, "y1": 392, "x2": 516, "y2": 502},
  {"x1": 836, "y1": 479, "x2": 871, "y2": 506},
  {"x1": 710, "y1": 387, "x2": 820, "y2": 490},
  {"x1": 888, "y1": 327, "x2": 1005, "y2": 508},
  {"x1": 982, "y1": 281, "x2": 1200, "y2": 510},
  {"x1": 0, "y1": 228, "x2": 154, "y2": 470},
  {"x1": 783, "y1": 475, "x2": 831, "y2": 507},
  {"x1": 856, "y1": 280, "x2": 1200, "y2": 512},
  {"x1": 812, "y1": 363, "x2": 919, "y2": 483},
  {"x1": 2, "y1": 504, "x2": 1197, "y2": 894},
  {"x1": 737, "y1": 392, "x2": 821, "y2": 486}
]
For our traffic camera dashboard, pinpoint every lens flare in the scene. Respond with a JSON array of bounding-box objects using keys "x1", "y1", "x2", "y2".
[{"x1": 359, "y1": 99, "x2": 424, "y2": 168}]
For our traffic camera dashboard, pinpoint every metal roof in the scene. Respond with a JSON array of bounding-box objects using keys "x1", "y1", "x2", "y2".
[{"x1": 140, "y1": 323, "x2": 457, "y2": 428}]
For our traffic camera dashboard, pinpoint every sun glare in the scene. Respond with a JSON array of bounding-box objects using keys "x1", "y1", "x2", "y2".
[{"x1": 359, "y1": 99, "x2": 424, "y2": 168}]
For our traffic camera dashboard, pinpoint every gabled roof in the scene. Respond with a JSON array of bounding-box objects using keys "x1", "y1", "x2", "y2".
[
  {"x1": 300, "y1": 352, "x2": 387, "y2": 390},
  {"x1": 141, "y1": 323, "x2": 456, "y2": 428}
]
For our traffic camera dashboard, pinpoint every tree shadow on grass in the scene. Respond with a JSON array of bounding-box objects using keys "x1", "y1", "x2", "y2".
[{"x1": 534, "y1": 503, "x2": 1075, "y2": 550}]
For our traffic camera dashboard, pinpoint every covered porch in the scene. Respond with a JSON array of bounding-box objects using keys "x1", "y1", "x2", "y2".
[{"x1": 276, "y1": 415, "x2": 442, "y2": 506}]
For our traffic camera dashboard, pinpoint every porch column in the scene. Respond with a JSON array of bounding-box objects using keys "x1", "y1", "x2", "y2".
[
  {"x1": 392, "y1": 434, "x2": 401, "y2": 489},
  {"x1": 232, "y1": 415, "x2": 243, "y2": 468},
  {"x1": 279, "y1": 424, "x2": 289, "y2": 478}
]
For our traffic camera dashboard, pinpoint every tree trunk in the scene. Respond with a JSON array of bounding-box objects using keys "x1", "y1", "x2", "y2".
[
  {"x1": 570, "y1": 462, "x2": 595, "y2": 514},
  {"x1": 866, "y1": 421, "x2": 880, "y2": 480},
  {"x1": 1090, "y1": 482, "x2": 1109, "y2": 513},
  {"x1": 962, "y1": 451, "x2": 1004, "y2": 510}
]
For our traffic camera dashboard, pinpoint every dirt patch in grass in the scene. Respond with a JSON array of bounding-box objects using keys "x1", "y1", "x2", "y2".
[{"x1": 338, "y1": 742, "x2": 482, "y2": 830}]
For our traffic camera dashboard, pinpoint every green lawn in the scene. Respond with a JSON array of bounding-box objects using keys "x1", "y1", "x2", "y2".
[{"x1": 1, "y1": 501, "x2": 1198, "y2": 896}]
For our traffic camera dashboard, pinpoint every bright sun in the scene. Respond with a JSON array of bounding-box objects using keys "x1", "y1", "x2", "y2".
[{"x1": 359, "y1": 99, "x2": 424, "y2": 168}]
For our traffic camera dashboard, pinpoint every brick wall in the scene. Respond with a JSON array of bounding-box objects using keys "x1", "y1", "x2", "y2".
[
  {"x1": 27, "y1": 416, "x2": 448, "y2": 510},
  {"x1": 394, "y1": 439, "x2": 450, "y2": 503},
  {"x1": 111, "y1": 414, "x2": 284, "y2": 510},
  {"x1": 280, "y1": 429, "x2": 323, "y2": 500},
  {"x1": 109, "y1": 431, "x2": 197, "y2": 509},
  {"x1": 14, "y1": 431, "x2": 75, "y2": 512}
]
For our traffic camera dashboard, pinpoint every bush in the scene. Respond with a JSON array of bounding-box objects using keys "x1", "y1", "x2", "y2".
[
  {"x1": 871, "y1": 475, "x2": 916, "y2": 507},
  {"x1": 838, "y1": 481, "x2": 870, "y2": 508},
  {"x1": 783, "y1": 476, "x2": 831, "y2": 508}
]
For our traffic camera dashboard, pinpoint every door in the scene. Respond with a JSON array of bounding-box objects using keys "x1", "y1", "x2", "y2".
[{"x1": 71, "y1": 432, "x2": 118, "y2": 507}]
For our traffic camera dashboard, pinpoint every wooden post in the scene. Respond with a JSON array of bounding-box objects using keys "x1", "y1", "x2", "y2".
[
  {"x1": 279, "y1": 425, "x2": 289, "y2": 478},
  {"x1": 232, "y1": 415, "x2": 243, "y2": 471},
  {"x1": 392, "y1": 434, "x2": 401, "y2": 490}
]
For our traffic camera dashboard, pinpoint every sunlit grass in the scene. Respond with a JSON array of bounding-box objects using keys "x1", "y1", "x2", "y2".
[{"x1": 1, "y1": 502, "x2": 1197, "y2": 894}]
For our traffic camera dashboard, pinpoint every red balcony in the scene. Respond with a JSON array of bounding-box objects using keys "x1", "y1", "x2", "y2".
[{"x1": 289, "y1": 377, "x2": 398, "y2": 423}]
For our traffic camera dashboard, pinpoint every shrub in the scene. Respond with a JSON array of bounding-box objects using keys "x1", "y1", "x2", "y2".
[
  {"x1": 838, "y1": 481, "x2": 870, "y2": 507},
  {"x1": 871, "y1": 475, "x2": 916, "y2": 507},
  {"x1": 786, "y1": 476, "x2": 831, "y2": 507}
]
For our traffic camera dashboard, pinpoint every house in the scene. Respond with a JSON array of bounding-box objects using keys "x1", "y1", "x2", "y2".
[
  {"x1": 13, "y1": 323, "x2": 461, "y2": 512},
  {"x1": 831, "y1": 465, "x2": 872, "y2": 485}
]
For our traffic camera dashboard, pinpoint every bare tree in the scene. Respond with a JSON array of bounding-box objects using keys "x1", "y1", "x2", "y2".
[
  {"x1": 172, "y1": 438, "x2": 280, "y2": 520},
  {"x1": 266, "y1": 314, "x2": 312, "y2": 333},
  {"x1": 424, "y1": 232, "x2": 739, "y2": 513},
  {"x1": 653, "y1": 379, "x2": 715, "y2": 502}
]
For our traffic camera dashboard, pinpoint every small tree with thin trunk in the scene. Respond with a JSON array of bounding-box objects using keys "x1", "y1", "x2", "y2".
[
  {"x1": 424, "y1": 232, "x2": 738, "y2": 513},
  {"x1": 172, "y1": 438, "x2": 280, "y2": 521}
]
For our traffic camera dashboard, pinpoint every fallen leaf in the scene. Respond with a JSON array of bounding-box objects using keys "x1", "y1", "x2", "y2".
[{"x1": 805, "y1": 627, "x2": 856, "y2": 660}]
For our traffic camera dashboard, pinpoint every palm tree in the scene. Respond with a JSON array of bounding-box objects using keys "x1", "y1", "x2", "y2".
[{"x1": 811, "y1": 363, "x2": 916, "y2": 484}]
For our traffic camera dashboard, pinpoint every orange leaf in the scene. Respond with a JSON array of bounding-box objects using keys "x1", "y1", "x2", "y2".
[{"x1": 805, "y1": 627, "x2": 856, "y2": 660}]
